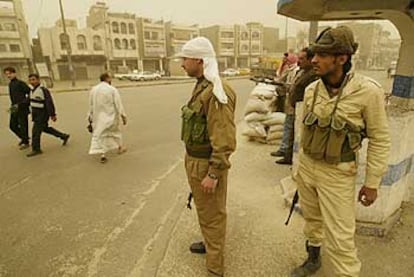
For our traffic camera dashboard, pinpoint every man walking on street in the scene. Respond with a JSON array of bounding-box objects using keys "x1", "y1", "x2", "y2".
[
  {"x1": 4, "y1": 67, "x2": 31, "y2": 149},
  {"x1": 26, "y1": 73, "x2": 70, "y2": 157},
  {"x1": 291, "y1": 26, "x2": 391, "y2": 277},
  {"x1": 88, "y1": 73, "x2": 127, "y2": 163},
  {"x1": 275, "y1": 47, "x2": 318, "y2": 165},
  {"x1": 179, "y1": 37, "x2": 236, "y2": 277}
]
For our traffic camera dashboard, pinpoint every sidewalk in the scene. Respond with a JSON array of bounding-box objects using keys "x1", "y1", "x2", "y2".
[{"x1": 155, "y1": 130, "x2": 414, "y2": 277}]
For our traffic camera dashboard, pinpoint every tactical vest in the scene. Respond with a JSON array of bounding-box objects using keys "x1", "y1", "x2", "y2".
[
  {"x1": 30, "y1": 86, "x2": 45, "y2": 109},
  {"x1": 181, "y1": 103, "x2": 210, "y2": 146},
  {"x1": 301, "y1": 78, "x2": 365, "y2": 164}
]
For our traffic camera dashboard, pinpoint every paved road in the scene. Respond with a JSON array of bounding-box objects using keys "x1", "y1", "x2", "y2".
[{"x1": 0, "y1": 79, "x2": 254, "y2": 277}]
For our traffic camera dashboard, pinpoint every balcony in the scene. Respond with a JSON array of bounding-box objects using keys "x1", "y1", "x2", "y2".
[
  {"x1": 0, "y1": 51, "x2": 24, "y2": 59},
  {"x1": 220, "y1": 49, "x2": 235, "y2": 56},
  {"x1": 0, "y1": 31, "x2": 20, "y2": 39}
]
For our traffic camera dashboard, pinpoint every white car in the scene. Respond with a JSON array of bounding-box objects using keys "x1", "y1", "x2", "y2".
[
  {"x1": 114, "y1": 73, "x2": 135, "y2": 80},
  {"x1": 221, "y1": 68, "x2": 239, "y2": 77},
  {"x1": 129, "y1": 71, "x2": 162, "y2": 81}
]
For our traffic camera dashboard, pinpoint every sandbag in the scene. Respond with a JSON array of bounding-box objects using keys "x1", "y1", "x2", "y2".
[
  {"x1": 242, "y1": 123, "x2": 267, "y2": 138},
  {"x1": 244, "y1": 112, "x2": 268, "y2": 123},
  {"x1": 269, "y1": 125, "x2": 284, "y2": 133},
  {"x1": 267, "y1": 131, "x2": 284, "y2": 141},
  {"x1": 253, "y1": 137, "x2": 268, "y2": 144},
  {"x1": 251, "y1": 84, "x2": 276, "y2": 99},
  {"x1": 244, "y1": 99, "x2": 269, "y2": 115},
  {"x1": 262, "y1": 112, "x2": 286, "y2": 126},
  {"x1": 267, "y1": 139, "x2": 282, "y2": 145}
]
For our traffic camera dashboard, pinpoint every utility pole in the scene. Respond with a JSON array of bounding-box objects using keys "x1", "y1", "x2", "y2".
[
  {"x1": 103, "y1": 12, "x2": 111, "y2": 71},
  {"x1": 58, "y1": 0, "x2": 76, "y2": 87}
]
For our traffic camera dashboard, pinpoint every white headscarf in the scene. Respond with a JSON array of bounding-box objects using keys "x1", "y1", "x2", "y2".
[{"x1": 177, "y1": 37, "x2": 228, "y2": 104}]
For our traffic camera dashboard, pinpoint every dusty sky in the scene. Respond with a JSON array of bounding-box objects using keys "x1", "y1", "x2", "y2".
[{"x1": 22, "y1": 0, "x2": 400, "y2": 39}]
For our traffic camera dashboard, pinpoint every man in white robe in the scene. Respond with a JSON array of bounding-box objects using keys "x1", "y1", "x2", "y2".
[{"x1": 88, "y1": 73, "x2": 127, "y2": 163}]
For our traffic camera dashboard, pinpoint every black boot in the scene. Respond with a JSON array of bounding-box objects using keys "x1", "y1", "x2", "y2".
[
  {"x1": 291, "y1": 241, "x2": 321, "y2": 277},
  {"x1": 189, "y1": 241, "x2": 206, "y2": 254}
]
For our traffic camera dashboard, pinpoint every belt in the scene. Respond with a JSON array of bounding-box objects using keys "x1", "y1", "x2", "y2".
[{"x1": 186, "y1": 147, "x2": 212, "y2": 159}]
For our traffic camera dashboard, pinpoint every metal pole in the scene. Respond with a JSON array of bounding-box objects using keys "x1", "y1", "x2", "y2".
[
  {"x1": 58, "y1": 0, "x2": 76, "y2": 87},
  {"x1": 309, "y1": 21, "x2": 318, "y2": 44},
  {"x1": 285, "y1": 17, "x2": 289, "y2": 52}
]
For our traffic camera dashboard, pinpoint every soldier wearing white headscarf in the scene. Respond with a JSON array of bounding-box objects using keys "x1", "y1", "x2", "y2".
[{"x1": 178, "y1": 37, "x2": 236, "y2": 277}]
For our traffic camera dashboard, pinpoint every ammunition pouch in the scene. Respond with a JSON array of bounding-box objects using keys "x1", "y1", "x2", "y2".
[
  {"x1": 181, "y1": 105, "x2": 210, "y2": 146},
  {"x1": 302, "y1": 113, "x2": 363, "y2": 164}
]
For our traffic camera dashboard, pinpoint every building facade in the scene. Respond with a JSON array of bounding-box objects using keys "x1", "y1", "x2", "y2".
[
  {"x1": 87, "y1": 2, "x2": 141, "y2": 73},
  {"x1": 201, "y1": 23, "x2": 264, "y2": 70},
  {"x1": 37, "y1": 19, "x2": 106, "y2": 81},
  {"x1": 0, "y1": 0, "x2": 33, "y2": 84},
  {"x1": 165, "y1": 22, "x2": 199, "y2": 76},
  {"x1": 136, "y1": 17, "x2": 167, "y2": 72},
  {"x1": 200, "y1": 25, "x2": 236, "y2": 70}
]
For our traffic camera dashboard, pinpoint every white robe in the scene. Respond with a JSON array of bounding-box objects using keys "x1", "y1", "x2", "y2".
[{"x1": 88, "y1": 82, "x2": 126, "y2": 155}]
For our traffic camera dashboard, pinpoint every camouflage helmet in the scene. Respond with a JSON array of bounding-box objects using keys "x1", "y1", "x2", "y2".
[{"x1": 311, "y1": 26, "x2": 359, "y2": 55}]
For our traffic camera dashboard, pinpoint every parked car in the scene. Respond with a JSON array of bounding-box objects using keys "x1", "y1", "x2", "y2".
[
  {"x1": 129, "y1": 71, "x2": 162, "y2": 81},
  {"x1": 114, "y1": 73, "x2": 135, "y2": 80},
  {"x1": 221, "y1": 68, "x2": 239, "y2": 77},
  {"x1": 387, "y1": 61, "x2": 397, "y2": 78},
  {"x1": 237, "y1": 68, "x2": 251, "y2": 75}
]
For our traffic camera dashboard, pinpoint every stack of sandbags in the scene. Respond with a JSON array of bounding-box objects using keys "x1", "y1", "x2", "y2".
[
  {"x1": 242, "y1": 83, "x2": 276, "y2": 142},
  {"x1": 262, "y1": 112, "x2": 286, "y2": 145}
]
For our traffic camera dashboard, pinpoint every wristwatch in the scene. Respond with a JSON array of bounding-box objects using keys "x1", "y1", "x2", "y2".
[{"x1": 208, "y1": 173, "x2": 218, "y2": 180}]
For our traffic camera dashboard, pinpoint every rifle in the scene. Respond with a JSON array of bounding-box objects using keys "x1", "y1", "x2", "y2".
[
  {"x1": 285, "y1": 190, "x2": 299, "y2": 225},
  {"x1": 186, "y1": 192, "x2": 193, "y2": 210}
]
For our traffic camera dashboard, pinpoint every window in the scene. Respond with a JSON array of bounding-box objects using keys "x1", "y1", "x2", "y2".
[
  {"x1": 114, "y1": 38, "x2": 121, "y2": 49},
  {"x1": 128, "y1": 23, "x2": 135, "y2": 34},
  {"x1": 0, "y1": 24, "x2": 3, "y2": 31},
  {"x1": 120, "y1": 23, "x2": 127, "y2": 34},
  {"x1": 122, "y1": 39, "x2": 128, "y2": 49},
  {"x1": 241, "y1": 44, "x2": 249, "y2": 52},
  {"x1": 93, "y1": 35, "x2": 103, "y2": 50},
  {"x1": 130, "y1": 39, "x2": 136, "y2": 50},
  {"x1": 144, "y1": 31, "x2": 150, "y2": 40},
  {"x1": 0, "y1": 44, "x2": 7, "y2": 52},
  {"x1": 221, "y1": 43, "x2": 234, "y2": 49},
  {"x1": 77, "y1": 35, "x2": 87, "y2": 50},
  {"x1": 252, "y1": 44, "x2": 261, "y2": 52},
  {"x1": 241, "y1": 32, "x2": 249, "y2": 40},
  {"x1": 112, "y1": 22, "x2": 119, "y2": 33},
  {"x1": 251, "y1": 31, "x2": 260, "y2": 40},
  {"x1": 221, "y1": 31, "x2": 234, "y2": 39},
  {"x1": 152, "y1": 32, "x2": 159, "y2": 40},
  {"x1": 10, "y1": 44, "x2": 20, "y2": 52},
  {"x1": 4, "y1": 23, "x2": 16, "y2": 31},
  {"x1": 60, "y1": 33, "x2": 69, "y2": 50}
]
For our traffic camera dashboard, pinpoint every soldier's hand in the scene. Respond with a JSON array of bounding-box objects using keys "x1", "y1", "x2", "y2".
[
  {"x1": 358, "y1": 186, "x2": 378, "y2": 207},
  {"x1": 121, "y1": 115, "x2": 127, "y2": 125},
  {"x1": 51, "y1": 115, "x2": 57, "y2": 122},
  {"x1": 201, "y1": 176, "x2": 218, "y2": 194}
]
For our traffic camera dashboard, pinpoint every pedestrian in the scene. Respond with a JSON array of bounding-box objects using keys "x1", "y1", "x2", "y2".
[
  {"x1": 3, "y1": 67, "x2": 30, "y2": 149},
  {"x1": 178, "y1": 37, "x2": 236, "y2": 277},
  {"x1": 88, "y1": 72, "x2": 127, "y2": 163},
  {"x1": 26, "y1": 73, "x2": 70, "y2": 157},
  {"x1": 274, "y1": 53, "x2": 299, "y2": 113},
  {"x1": 291, "y1": 26, "x2": 391, "y2": 277},
  {"x1": 274, "y1": 47, "x2": 318, "y2": 165}
]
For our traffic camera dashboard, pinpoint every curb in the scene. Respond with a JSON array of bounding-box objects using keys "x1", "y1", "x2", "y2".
[{"x1": 0, "y1": 76, "x2": 249, "y2": 95}]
